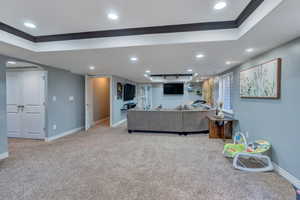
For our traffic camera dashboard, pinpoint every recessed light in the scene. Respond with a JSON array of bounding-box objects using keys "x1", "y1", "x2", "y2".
[
  {"x1": 145, "y1": 70, "x2": 151, "y2": 73},
  {"x1": 246, "y1": 48, "x2": 254, "y2": 53},
  {"x1": 108, "y1": 13, "x2": 119, "y2": 20},
  {"x1": 214, "y1": 2, "x2": 227, "y2": 10},
  {"x1": 89, "y1": 66, "x2": 95, "y2": 70},
  {"x1": 226, "y1": 61, "x2": 232, "y2": 65},
  {"x1": 196, "y1": 54, "x2": 205, "y2": 58},
  {"x1": 24, "y1": 22, "x2": 37, "y2": 29},
  {"x1": 130, "y1": 57, "x2": 138, "y2": 62},
  {"x1": 7, "y1": 61, "x2": 16, "y2": 65},
  {"x1": 187, "y1": 69, "x2": 193, "y2": 72}
]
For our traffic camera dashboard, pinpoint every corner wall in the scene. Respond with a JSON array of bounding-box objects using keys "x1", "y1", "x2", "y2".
[
  {"x1": 230, "y1": 38, "x2": 300, "y2": 179},
  {"x1": 0, "y1": 56, "x2": 8, "y2": 156},
  {"x1": 111, "y1": 76, "x2": 136, "y2": 126},
  {"x1": 46, "y1": 66, "x2": 85, "y2": 138}
]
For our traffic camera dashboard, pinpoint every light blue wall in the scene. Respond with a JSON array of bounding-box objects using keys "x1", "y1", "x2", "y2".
[
  {"x1": 111, "y1": 76, "x2": 137, "y2": 125},
  {"x1": 230, "y1": 38, "x2": 300, "y2": 179},
  {"x1": 46, "y1": 66, "x2": 85, "y2": 138},
  {"x1": 151, "y1": 83, "x2": 202, "y2": 109},
  {"x1": 0, "y1": 56, "x2": 8, "y2": 155}
]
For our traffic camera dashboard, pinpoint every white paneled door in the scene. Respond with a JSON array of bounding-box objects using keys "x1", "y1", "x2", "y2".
[{"x1": 6, "y1": 71, "x2": 46, "y2": 139}]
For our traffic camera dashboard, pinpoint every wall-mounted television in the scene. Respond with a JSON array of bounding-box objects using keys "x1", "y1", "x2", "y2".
[
  {"x1": 123, "y1": 84, "x2": 136, "y2": 101},
  {"x1": 163, "y1": 83, "x2": 184, "y2": 95}
]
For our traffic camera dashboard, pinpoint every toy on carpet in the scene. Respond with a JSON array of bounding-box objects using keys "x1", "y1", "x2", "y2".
[{"x1": 223, "y1": 132, "x2": 274, "y2": 172}]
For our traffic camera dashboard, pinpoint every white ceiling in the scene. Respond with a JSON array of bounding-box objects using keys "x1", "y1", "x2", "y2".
[
  {"x1": 0, "y1": 0, "x2": 300, "y2": 83},
  {"x1": 0, "y1": 0, "x2": 250, "y2": 36}
]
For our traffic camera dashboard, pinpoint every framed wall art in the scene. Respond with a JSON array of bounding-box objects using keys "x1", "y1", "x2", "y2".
[
  {"x1": 240, "y1": 58, "x2": 281, "y2": 99},
  {"x1": 117, "y1": 82, "x2": 123, "y2": 100}
]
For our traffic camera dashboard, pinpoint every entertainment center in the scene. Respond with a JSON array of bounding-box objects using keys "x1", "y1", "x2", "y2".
[
  {"x1": 123, "y1": 83, "x2": 136, "y2": 101},
  {"x1": 120, "y1": 83, "x2": 137, "y2": 111}
]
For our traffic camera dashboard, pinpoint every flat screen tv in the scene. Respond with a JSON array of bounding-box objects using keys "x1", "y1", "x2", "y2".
[
  {"x1": 163, "y1": 83, "x2": 184, "y2": 95},
  {"x1": 124, "y1": 84, "x2": 136, "y2": 101}
]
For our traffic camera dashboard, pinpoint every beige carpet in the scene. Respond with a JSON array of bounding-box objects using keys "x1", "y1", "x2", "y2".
[{"x1": 0, "y1": 124, "x2": 295, "y2": 200}]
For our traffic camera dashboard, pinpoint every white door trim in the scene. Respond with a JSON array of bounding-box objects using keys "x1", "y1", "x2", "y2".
[
  {"x1": 85, "y1": 75, "x2": 90, "y2": 131},
  {"x1": 85, "y1": 75, "x2": 113, "y2": 130}
]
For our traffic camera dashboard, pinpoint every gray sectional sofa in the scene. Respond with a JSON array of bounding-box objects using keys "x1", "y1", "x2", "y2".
[{"x1": 127, "y1": 108, "x2": 212, "y2": 135}]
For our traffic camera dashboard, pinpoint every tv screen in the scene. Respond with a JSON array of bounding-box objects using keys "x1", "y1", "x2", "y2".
[
  {"x1": 124, "y1": 84, "x2": 136, "y2": 101},
  {"x1": 163, "y1": 83, "x2": 184, "y2": 95}
]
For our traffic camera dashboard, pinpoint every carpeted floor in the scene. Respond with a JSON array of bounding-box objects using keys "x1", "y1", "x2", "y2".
[{"x1": 0, "y1": 124, "x2": 295, "y2": 200}]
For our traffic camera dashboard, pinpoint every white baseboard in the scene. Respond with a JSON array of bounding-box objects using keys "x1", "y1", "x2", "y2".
[
  {"x1": 273, "y1": 162, "x2": 300, "y2": 188},
  {"x1": 0, "y1": 152, "x2": 9, "y2": 160},
  {"x1": 112, "y1": 119, "x2": 127, "y2": 127},
  {"x1": 45, "y1": 127, "x2": 84, "y2": 142},
  {"x1": 93, "y1": 117, "x2": 109, "y2": 126}
]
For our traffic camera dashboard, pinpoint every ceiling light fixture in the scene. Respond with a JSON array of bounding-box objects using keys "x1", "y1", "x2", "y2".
[
  {"x1": 130, "y1": 57, "x2": 138, "y2": 62},
  {"x1": 145, "y1": 70, "x2": 151, "y2": 73},
  {"x1": 7, "y1": 61, "x2": 16, "y2": 65},
  {"x1": 24, "y1": 22, "x2": 37, "y2": 29},
  {"x1": 108, "y1": 13, "x2": 119, "y2": 20},
  {"x1": 187, "y1": 69, "x2": 193, "y2": 72},
  {"x1": 89, "y1": 66, "x2": 95, "y2": 70},
  {"x1": 214, "y1": 1, "x2": 227, "y2": 10},
  {"x1": 246, "y1": 48, "x2": 254, "y2": 53},
  {"x1": 226, "y1": 61, "x2": 232, "y2": 65},
  {"x1": 196, "y1": 54, "x2": 205, "y2": 58}
]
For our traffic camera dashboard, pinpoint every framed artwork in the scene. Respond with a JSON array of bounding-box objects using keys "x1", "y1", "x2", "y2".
[
  {"x1": 117, "y1": 82, "x2": 123, "y2": 100},
  {"x1": 240, "y1": 58, "x2": 281, "y2": 99}
]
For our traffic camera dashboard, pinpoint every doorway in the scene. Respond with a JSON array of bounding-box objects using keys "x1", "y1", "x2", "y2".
[
  {"x1": 6, "y1": 62, "x2": 46, "y2": 139},
  {"x1": 85, "y1": 76, "x2": 112, "y2": 130}
]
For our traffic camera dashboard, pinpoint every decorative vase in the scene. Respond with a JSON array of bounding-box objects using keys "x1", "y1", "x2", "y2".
[{"x1": 218, "y1": 110, "x2": 225, "y2": 119}]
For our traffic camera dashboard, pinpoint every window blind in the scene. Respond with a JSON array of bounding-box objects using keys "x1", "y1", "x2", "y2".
[{"x1": 218, "y1": 73, "x2": 233, "y2": 111}]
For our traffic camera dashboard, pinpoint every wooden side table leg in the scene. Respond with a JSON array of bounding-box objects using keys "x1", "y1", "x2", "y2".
[{"x1": 223, "y1": 121, "x2": 227, "y2": 141}]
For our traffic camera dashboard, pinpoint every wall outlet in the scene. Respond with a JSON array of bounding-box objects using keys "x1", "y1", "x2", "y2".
[{"x1": 53, "y1": 124, "x2": 57, "y2": 130}]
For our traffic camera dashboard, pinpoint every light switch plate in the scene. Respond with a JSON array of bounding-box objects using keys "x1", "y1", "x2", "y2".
[
  {"x1": 69, "y1": 96, "x2": 74, "y2": 101},
  {"x1": 52, "y1": 96, "x2": 57, "y2": 102},
  {"x1": 53, "y1": 124, "x2": 57, "y2": 130}
]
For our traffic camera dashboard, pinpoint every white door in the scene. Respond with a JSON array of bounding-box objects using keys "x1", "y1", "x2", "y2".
[
  {"x1": 6, "y1": 72, "x2": 22, "y2": 137},
  {"x1": 21, "y1": 71, "x2": 46, "y2": 139},
  {"x1": 85, "y1": 75, "x2": 93, "y2": 130},
  {"x1": 6, "y1": 71, "x2": 46, "y2": 139}
]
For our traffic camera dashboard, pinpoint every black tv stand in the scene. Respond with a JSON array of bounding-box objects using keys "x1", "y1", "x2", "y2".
[{"x1": 121, "y1": 103, "x2": 136, "y2": 111}]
